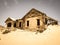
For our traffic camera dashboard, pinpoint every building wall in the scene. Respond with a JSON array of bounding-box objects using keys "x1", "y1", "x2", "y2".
[
  {"x1": 16, "y1": 20, "x2": 23, "y2": 29},
  {"x1": 24, "y1": 16, "x2": 45, "y2": 31},
  {"x1": 6, "y1": 21, "x2": 13, "y2": 27},
  {"x1": 6, "y1": 21, "x2": 15, "y2": 31}
]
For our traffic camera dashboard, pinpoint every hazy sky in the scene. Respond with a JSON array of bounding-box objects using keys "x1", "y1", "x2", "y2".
[{"x1": 0, "y1": 0, "x2": 60, "y2": 26}]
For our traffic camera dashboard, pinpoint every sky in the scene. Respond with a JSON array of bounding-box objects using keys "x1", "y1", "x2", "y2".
[{"x1": 0, "y1": 0, "x2": 60, "y2": 26}]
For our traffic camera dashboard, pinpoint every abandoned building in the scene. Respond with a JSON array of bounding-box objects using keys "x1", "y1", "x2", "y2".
[{"x1": 5, "y1": 8, "x2": 58, "y2": 31}]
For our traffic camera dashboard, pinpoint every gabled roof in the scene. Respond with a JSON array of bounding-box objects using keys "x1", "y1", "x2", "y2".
[
  {"x1": 16, "y1": 19, "x2": 22, "y2": 22},
  {"x1": 5, "y1": 17, "x2": 15, "y2": 23},
  {"x1": 22, "y1": 8, "x2": 46, "y2": 19}
]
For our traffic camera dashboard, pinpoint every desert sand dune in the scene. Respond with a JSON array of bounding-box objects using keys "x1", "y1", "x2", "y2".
[{"x1": 0, "y1": 25, "x2": 60, "y2": 45}]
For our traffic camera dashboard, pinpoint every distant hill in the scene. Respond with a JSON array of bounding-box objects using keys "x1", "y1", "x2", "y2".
[{"x1": 0, "y1": 25, "x2": 5, "y2": 31}]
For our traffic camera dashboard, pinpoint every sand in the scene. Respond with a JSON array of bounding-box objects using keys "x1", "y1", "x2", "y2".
[{"x1": 0, "y1": 25, "x2": 60, "y2": 45}]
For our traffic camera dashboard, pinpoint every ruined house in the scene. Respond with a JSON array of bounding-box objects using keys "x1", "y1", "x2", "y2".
[{"x1": 5, "y1": 8, "x2": 58, "y2": 31}]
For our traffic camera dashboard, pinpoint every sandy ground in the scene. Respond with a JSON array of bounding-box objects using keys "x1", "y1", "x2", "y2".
[{"x1": 0, "y1": 25, "x2": 60, "y2": 45}]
